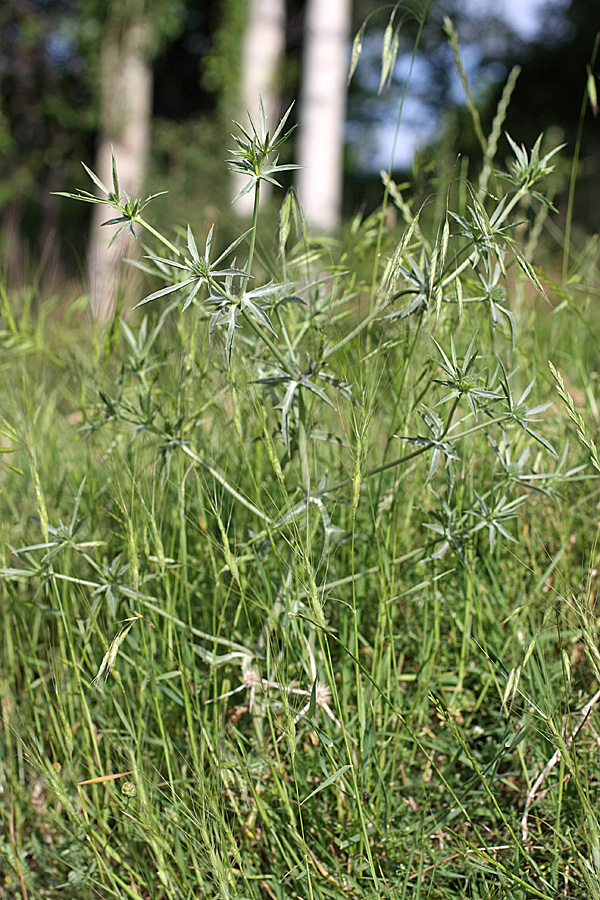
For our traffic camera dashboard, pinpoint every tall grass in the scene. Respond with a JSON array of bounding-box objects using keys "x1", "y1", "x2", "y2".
[{"x1": 1, "y1": 16, "x2": 600, "y2": 900}]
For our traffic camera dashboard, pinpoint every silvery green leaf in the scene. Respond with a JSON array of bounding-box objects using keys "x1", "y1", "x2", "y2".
[
  {"x1": 204, "y1": 224, "x2": 214, "y2": 262},
  {"x1": 134, "y1": 278, "x2": 196, "y2": 309},
  {"x1": 111, "y1": 147, "x2": 119, "y2": 196},
  {"x1": 279, "y1": 379, "x2": 298, "y2": 450},
  {"x1": 141, "y1": 255, "x2": 191, "y2": 271},
  {"x1": 269, "y1": 102, "x2": 296, "y2": 148},
  {"x1": 213, "y1": 227, "x2": 254, "y2": 267},
  {"x1": 523, "y1": 427, "x2": 557, "y2": 457},
  {"x1": 226, "y1": 309, "x2": 238, "y2": 365},
  {"x1": 187, "y1": 225, "x2": 199, "y2": 262},
  {"x1": 53, "y1": 189, "x2": 103, "y2": 204},
  {"x1": 181, "y1": 277, "x2": 204, "y2": 312},
  {"x1": 82, "y1": 161, "x2": 110, "y2": 196},
  {"x1": 425, "y1": 447, "x2": 441, "y2": 485},
  {"x1": 107, "y1": 222, "x2": 133, "y2": 247},
  {"x1": 101, "y1": 215, "x2": 130, "y2": 228},
  {"x1": 231, "y1": 179, "x2": 257, "y2": 202},
  {"x1": 245, "y1": 281, "x2": 288, "y2": 298},
  {"x1": 300, "y1": 378, "x2": 334, "y2": 409},
  {"x1": 348, "y1": 28, "x2": 364, "y2": 85},
  {"x1": 258, "y1": 94, "x2": 267, "y2": 141},
  {"x1": 209, "y1": 304, "x2": 227, "y2": 341},
  {"x1": 211, "y1": 267, "x2": 247, "y2": 278},
  {"x1": 242, "y1": 299, "x2": 276, "y2": 334}
]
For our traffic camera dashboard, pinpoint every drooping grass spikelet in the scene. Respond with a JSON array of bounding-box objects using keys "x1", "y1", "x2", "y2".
[
  {"x1": 443, "y1": 17, "x2": 487, "y2": 156},
  {"x1": 549, "y1": 361, "x2": 600, "y2": 474},
  {"x1": 91, "y1": 615, "x2": 141, "y2": 689}
]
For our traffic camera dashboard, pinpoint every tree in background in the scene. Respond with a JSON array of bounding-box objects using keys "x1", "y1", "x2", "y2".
[
  {"x1": 0, "y1": 0, "x2": 187, "y2": 310},
  {"x1": 0, "y1": 0, "x2": 94, "y2": 284},
  {"x1": 179, "y1": 0, "x2": 355, "y2": 230},
  {"x1": 383, "y1": 0, "x2": 600, "y2": 238},
  {"x1": 231, "y1": 0, "x2": 286, "y2": 214},
  {"x1": 296, "y1": 0, "x2": 352, "y2": 231},
  {"x1": 1, "y1": 0, "x2": 596, "y2": 311},
  {"x1": 86, "y1": 0, "x2": 185, "y2": 321},
  {"x1": 499, "y1": 0, "x2": 600, "y2": 241}
]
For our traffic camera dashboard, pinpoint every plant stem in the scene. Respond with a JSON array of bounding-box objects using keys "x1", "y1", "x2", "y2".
[
  {"x1": 297, "y1": 392, "x2": 311, "y2": 492},
  {"x1": 562, "y1": 33, "x2": 600, "y2": 282},
  {"x1": 179, "y1": 443, "x2": 272, "y2": 523},
  {"x1": 321, "y1": 292, "x2": 416, "y2": 363},
  {"x1": 241, "y1": 310, "x2": 297, "y2": 377},
  {"x1": 245, "y1": 180, "x2": 261, "y2": 281},
  {"x1": 135, "y1": 216, "x2": 183, "y2": 258},
  {"x1": 368, "y1": 0, "x2": 431, "y2": 316},
  {"x1": 321, "y1": 415, "x2": 508, "y2": 496},
  {"x1": 439, "y1": 255, "x2": 475, "y2": 290}
]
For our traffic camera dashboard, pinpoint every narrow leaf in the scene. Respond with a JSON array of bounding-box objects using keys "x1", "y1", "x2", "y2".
[
  {"x1": 379, "y1": 21, "x2": 397, "y2": 94},
  {"x1": 187, "y1": 225, "x2": 199, "y2": 262},
  {"x1": 270, "y1": 101, "x2": 295, "y2": 147},
  {"x1": 258, "y1": 94, "x2": 267, "y2": 140},
  {"x1": 587, "y1": 64, "x2": 598, "y2": 116},
  {"x1": 79, "y1": 771, "x2": 133, "y2": 787},
  {"x1": 213, "y1": 227, "x2": 254, "y2": 267},
  {"x1": 111, "y1": 147, "x2": 120, "y2": 196},
  {"x1": 205, "y1": 224, "x2": 214, "y2": 262},
  {"x1": 181, "y1": 277, "x2": 204, "y2": 312},
  {"x1": 134, "y1": 278, "x2": 195, "y2": 309},
  {"x1": 226, "y1": 309, "x2": 237, "y2": 365},
  {"x1": 514, "y1": 253, "x2": 547, "y2": 299},
  {"x1": 277, "y1": 190, "x2": 293, "y2": 258},
  {"x1": 348, "y1": 28, "x2": 364, "y2": 85},
  {"x1": 301, "y1": 765, "x2": 352, "y2": 805},
  {"x1": 279, "y1": 380, "x2": 298, "y2": 451},
  {"x1": 242, "y1": 299, "x2": 276, "y2": 334},
  {"x1": 82, "y1": 162, "x2": 110, "y2": 196},
  {"x1": 301, "y1": 378, "x2": 335, "y2": 409}
]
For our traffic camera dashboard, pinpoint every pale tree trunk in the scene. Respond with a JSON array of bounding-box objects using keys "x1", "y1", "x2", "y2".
[
  {"x1": 88, "y1": 13, "x2": 152, "y2": 322},
  {"x1": 232, "y1": 0, "x2": 286, "y2": 215},
  {"x1": 296, "y1": 0, "x2": 351, "y2": 232}
]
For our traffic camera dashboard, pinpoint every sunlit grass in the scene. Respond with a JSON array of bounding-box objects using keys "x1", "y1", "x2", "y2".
[{"x1": 2, "y1": 34, "x2": 600, "y2": 900}]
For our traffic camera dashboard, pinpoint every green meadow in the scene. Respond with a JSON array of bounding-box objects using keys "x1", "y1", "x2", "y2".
[{"x1": 2, "y1": 54, "x2": 600, "y2": 900}]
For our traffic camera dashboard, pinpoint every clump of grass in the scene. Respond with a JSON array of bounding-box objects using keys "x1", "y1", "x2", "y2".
[{"x1": 1, "y1": 17, "x2": 600, "y2": 900}]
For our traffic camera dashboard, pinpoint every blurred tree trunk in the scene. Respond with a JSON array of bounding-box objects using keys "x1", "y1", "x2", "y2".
[
  {"x1": 231, "y1": 0, "x2": 286, "y2": 214},
  {"x1": 296, "y1": 0, "x2": 351, "y2": 231},
  {"x1": 88, "y1": 9, "x2": 153, "y2": 322}
]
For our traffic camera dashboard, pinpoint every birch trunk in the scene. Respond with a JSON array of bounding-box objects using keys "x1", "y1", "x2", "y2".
[
  {"x1": 88, "y1": 13, "x2": 153, "y2": 322},
  {"x1": 232, "y1": 0, "x2": 286, "y2": 214},
  {"x1": 296, "y1": 0, "x2": 351, "y2": 232}
]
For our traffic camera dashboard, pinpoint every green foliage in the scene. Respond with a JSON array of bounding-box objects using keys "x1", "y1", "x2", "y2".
[
  {"x1": 79, "y1": 0, "x2": 187, "y2": 58},
  {"x1": 3, "y1": 27, "x2": 600, "y2": 900},
  {"x1": 201, "y1": 0, "x2": 247, "y2": 122}
]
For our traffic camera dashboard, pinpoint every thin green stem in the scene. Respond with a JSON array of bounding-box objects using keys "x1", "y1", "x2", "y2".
[
  {"x1": 563, "y1": 34, "x2": 600, "y2": 282},
  {"x1": 369, "y1": 0, "x2": 431, "y2": 316},
  {"x1": 439, "y1": 255, "x2": 475, "y2": 290},
  {"x1": 321, "y1": 415, "x2": 508, "y2": 496},
  {"x1": 135, "y1": 216, "x2": 183, "y2": 258},
  {"x1": 491, "y1": 186, "x2": 528, "y2": 228},
  {"x1": 241, "y1": 310, "x2": 297, "y2": 377},
  {"x1": 297, "y1": 392, "x2": 311, "y2": 492},
  {"x1": 179, "y1": 443, "x2": 272, "y2": 523},
  {"x1": 454, "y1": 556, "x2": 474, "y2": 698},
  {"x1": 321, "y1": 292, "x2": 415, "y2": 363},
  {"x1": 245, "y1": 180, "x2": 261, "y2": 281}
]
